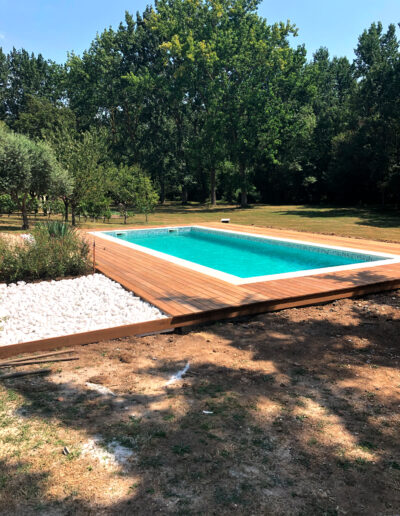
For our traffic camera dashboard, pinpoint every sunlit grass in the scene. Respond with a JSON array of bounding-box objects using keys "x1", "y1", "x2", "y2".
[{"x1": 2, "y1": 203, "x2": 400, "y2": 242}]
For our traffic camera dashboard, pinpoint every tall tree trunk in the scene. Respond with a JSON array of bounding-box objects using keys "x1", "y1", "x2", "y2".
[
  {"x1": 71, "y1": 204, "x2": 76, "y2": 226},
  {"x1": 239, "y1": 162, "x2": 248, "y2": 208},
  {"x1": 181, "y1": 187, "x2": 188, "y2": 205},
  {"x1": 210, "y1": 169, "x2": 217, "y2": 206},
  {"x1": 21, "y1": 194, "x2": 29, "y2": 230},
  {"x1": 160, "y1": 179, "x2": 165, "y2": 205},
  {"x1": 63, "y1": 199, "x2": 69, "y2": 222},
  {"x1": 200, "y1": 170, "x2": 208, "y2": 203}
]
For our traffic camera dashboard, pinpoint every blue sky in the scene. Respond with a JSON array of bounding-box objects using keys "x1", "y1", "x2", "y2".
[{"x1": 0, "y1": 0, "x2": 399, "y2": 63}]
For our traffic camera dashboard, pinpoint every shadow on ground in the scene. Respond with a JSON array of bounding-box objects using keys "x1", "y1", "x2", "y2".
[
  {"x1": 1, "y1": 291, "x2": 399, "y2": 514},
  {"x1": 278, "y1": 206, "x2": 400, "y2": 229}
]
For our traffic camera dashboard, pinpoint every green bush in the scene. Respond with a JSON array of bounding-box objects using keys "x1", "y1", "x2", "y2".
[
  {"x1": 36, "y1": 220, "x2": 76, "y2": 238},
  {"x1": 0, "y1": 222, "x2": 91, "y2": 283},
  {"x1": 83, "y1": 197, "x2": 112, "y2": 221},
  {"x1": 0, "y1": 194, "x2": 16, "y2": 216},
  {"x1": 47, "y1": 199, "x2": 65, "y2": 218}
]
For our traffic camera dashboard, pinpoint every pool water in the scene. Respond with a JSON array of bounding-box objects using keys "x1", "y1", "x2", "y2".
[{"x1": 105, "y1": 226, "x2": 387, "y2": 279}]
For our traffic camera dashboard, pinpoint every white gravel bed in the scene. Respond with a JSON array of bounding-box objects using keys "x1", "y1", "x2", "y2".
[{"x1": 0, "y1": 273, "x2": 166, "y2": 345}]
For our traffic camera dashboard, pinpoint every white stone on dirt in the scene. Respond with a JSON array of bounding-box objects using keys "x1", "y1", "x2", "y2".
[
  {"x1": 166, "y1": 362, "x2": 190, "y2": 385},
  {"x1": 85, "y1": 382, "x2": 116, "y2": 397},
  {"x1": 81, "y1": 435, "x2": 134, "y2": 469},
  {"x1": 0, "y1": 273, "x2": 166, "y2": 346}
]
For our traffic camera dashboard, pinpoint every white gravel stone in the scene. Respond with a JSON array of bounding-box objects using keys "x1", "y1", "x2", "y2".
[{"x1": 0, "y1": 273, "x2": 166, "y2": 346}]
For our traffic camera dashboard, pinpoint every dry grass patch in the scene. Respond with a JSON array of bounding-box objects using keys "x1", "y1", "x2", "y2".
[{"x1": 0, "y1": 290, "x2": 399, "y2": 514}]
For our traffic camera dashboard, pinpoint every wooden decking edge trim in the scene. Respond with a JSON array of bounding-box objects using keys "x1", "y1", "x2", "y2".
[
  {"x1": 0, "y1": 318, "x2": 174, "y2": 359},
  {"x1": 170, "y1": 278, "x2": 400, "y2": 325}
]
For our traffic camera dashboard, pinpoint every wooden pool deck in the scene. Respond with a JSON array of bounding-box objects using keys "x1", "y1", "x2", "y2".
[
  {"x1": 2, "y1": 223, "x2": 399, "y2": 359},
  {"x1": 91, "y1": 222, "x2": 400, "y2": 327}
]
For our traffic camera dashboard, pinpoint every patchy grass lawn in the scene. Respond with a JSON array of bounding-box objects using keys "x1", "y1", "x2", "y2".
[
  {"x1": 2, "y1": 203, "x2": 400, "y2": 242},
  {"x1": 1, "y1": 290, "x2": 399, "y2": 514}
]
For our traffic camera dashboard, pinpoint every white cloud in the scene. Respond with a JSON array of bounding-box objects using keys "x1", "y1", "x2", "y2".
[{"x1": 0, "y1": 33, "x2": 5, "y2": 40}]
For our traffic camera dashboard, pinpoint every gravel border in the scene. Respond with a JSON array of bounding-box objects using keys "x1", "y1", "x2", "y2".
[{"x1": 0, "y1": 273, "x2": 166, "y2": 345}]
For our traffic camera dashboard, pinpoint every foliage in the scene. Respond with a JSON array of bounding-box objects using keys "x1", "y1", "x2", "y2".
[
  {"x1": 0, "y1": 127, "x2": 69, "y2": 228},
  {"x1": 0, "y1": 224, "x2": 91, "y2": 283},
  {"x1": 47, "y1": 127, "x2": 109, "y2": 225},
  {"x1": 83, "y1": 197, "x2": 112, "y2": 222},
  {"x1": 111, "y1": 165, "x2": 158, "y2": 223},
  {"x1": 35, "y1": 220, "x2": 77, "y2": 238},
  {"x1": 0, "y1": 48, "x2": 63, "y2": 126},
  {"x1": 13, "y1": 95, "x2": 76, "y2": 140},
  {"x1": 0, "y1": 194, "x2": 16, "y2": 215},
  {"x1": 133, "y1": 173, "x2": 159, "y2": 222},
  {"x1": 0, "y1": 9, "x2": 399, "y2": 208},
  {"x1": 46, "y1": 199, "x2": 65, "y2": 218}
]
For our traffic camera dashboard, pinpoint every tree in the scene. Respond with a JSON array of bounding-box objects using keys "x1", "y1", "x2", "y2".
[
  {"x1": 48, "y1": 127, "x2": 109, "y2": 225},
  {"x1": 149, "y1": 0, "x2": 306, "y2": 207},
  {"x1": 14, "y1": 95, "x2": 76, "y2": 140},
  {"x1": 112, "y1": 165, "x2": 140, "y2": 224},
  {"x1": 327, "y1": 23, "x2": 400, "y2": 205},
  {"x1": 0, "y1": 48, "x2": 63, "y2": 126},
  {"x1": 133, "y1": 172, "x2": 159, "y2": 222},
  {"x1": 0, "y1": 127, "x2": 68, "y2": 228},
  {"x1": 111, "y1": 165, "x2": 159, "y2": 223}
]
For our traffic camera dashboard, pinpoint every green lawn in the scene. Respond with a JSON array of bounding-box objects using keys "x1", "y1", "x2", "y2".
[{"x1": 2, "y1": 203, "x2": 400, "y2": 243}]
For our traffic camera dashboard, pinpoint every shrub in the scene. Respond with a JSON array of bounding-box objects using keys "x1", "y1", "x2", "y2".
[
  {"x1": 0, "y1": 194, "x2": 16, "y2": 216},
  {"x1": 36, "y1": 220, "x2": 76, "y2": 238},
  {"x1": 83, "y1": 197, "x2": 112, "y2": 222},
  {"x1": 47, "y1": 199, "x2": 65, "y2": 218},
  {"x1": 0, "y1": 222, "x2": 91, "y2": 283},
  {"x1": 27, "y1": 197, "x2": 40, "y2": 217}
]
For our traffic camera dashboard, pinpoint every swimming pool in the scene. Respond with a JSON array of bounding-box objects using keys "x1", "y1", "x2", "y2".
[{"x1": 91, "y1": 226, "x2": 399, "y2": 285}]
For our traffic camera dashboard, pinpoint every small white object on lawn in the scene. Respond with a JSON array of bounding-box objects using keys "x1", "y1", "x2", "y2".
[
  {"x1": 81, "y1": 436, "x2": 134, "y2": 469},
  {"x1": 0, "y1": 273, "x2": 166, "y2": 345},
  {"x1": 86, "y1": 382, "x2": 115, "y2": 397},
  {"x1": 166, "y1": 362, "x2": 190, "y2": 385}
]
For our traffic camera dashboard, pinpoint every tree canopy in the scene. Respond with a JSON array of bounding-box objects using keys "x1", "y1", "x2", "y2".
[
  {"x1": 0, "y1": 125, "x2": 71, "y2": 228},
  {"x1": 1, "y1": 3, "x2": 399, "y2": 212}
]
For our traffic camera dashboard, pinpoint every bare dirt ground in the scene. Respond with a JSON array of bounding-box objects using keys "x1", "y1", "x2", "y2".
[{"x1": 1, "y1": 290, "x2": 400, "y2": 515}]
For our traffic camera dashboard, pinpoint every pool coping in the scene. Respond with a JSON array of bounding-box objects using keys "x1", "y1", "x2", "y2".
[{"x1": 90, "y1": 225, "x2": 400, "y2": 285}]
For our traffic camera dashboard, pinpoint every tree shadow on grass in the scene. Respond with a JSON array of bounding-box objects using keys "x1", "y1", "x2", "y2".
[
  {"x1": 0, "y1": 459, "x2": 52, "y2": 513},
  {"x1": 277, "y1": 206, "x2": 400, "y2": 229},
  {"x1": 1, "y1": 291, "x2": 400, "y2": 514},
  {"x1": 156, "y1": 203, "x2": 254, "y2": 215}
]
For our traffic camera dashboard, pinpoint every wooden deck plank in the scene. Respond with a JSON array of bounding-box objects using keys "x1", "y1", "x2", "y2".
[
  {"x1": 93, "y1": 235, "x2": 266, "y2": 311},
  {"x1": 89, "y1": 223, "x2": 400, "y2": 326},
  {"x1": 96, "y1": 243, "x2": 264, "y2": 305},
  {"x1": 95, "y1": 251, "x2": 264, "y2": 315},
  {"x1": 4, "y1": 223, "x2": 399, "y2": 359}
]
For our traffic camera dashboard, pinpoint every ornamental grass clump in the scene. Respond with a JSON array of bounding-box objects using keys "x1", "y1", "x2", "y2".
[{"x1": 0, "y1": 222, "x2": 91, "y2": 283}]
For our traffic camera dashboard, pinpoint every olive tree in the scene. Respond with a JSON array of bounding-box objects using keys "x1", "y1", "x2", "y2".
[{"x1": 0, "y1": 127, "x2": 70, "y2": 229}]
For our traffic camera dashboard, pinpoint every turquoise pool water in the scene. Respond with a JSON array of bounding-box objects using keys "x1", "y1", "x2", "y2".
[{"x1": 105, "y1": 227, "x2": 386, "y2": 279}]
